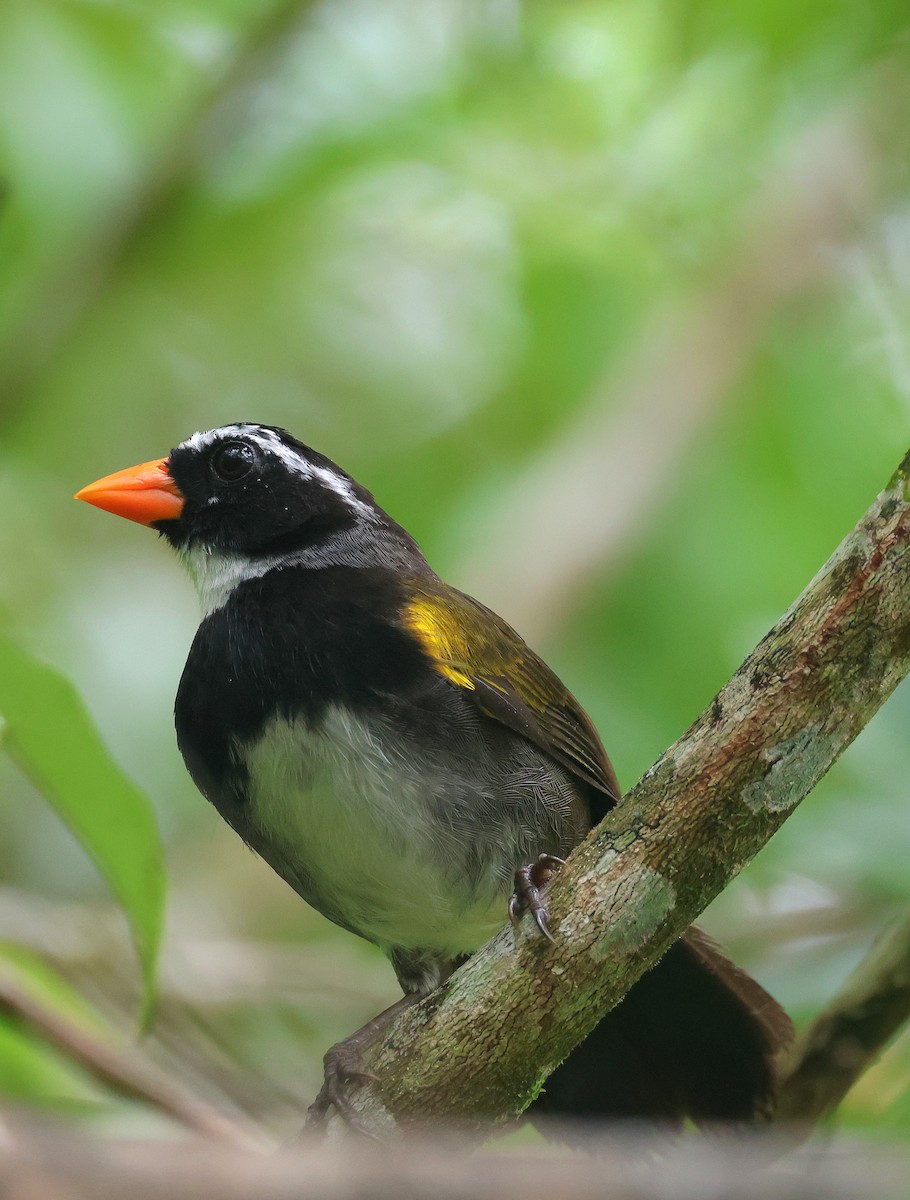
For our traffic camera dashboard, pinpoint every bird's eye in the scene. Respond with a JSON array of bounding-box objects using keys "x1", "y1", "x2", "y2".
[{"x1": 211, "y1": 441, "x2": 255, "y2": 482}]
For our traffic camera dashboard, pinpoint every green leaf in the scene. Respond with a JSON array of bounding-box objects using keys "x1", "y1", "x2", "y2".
[
  {"x1": 0, "y1": 941, "x2": 109, "y2": 1034},
  {"x1": 0, "y1": 943, "x2": 110, "y2": 1109},
  {"x1": 0, "y1": 633, "x2": 164, "y2": 1019},
  {"x1": 0, "y1": 1018, "x2": 105, "y2": 1109}
]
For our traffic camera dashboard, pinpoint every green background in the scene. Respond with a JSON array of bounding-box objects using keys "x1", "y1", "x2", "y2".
[{"x1": 2, "y1": 0, "x2": 910, "y2": 1138}]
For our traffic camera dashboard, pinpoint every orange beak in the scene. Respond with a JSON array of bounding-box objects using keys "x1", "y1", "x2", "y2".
[{"x1": 75, "y1": 457, "x2": 185, "y2": 527}]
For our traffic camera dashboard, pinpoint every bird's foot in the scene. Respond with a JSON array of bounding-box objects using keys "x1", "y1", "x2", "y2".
[
  {"x1": 304, "y1": 992, "x2": 418, "y2": 1136},
  {"x1": 305, "y1": 1041, "x2": 379, "y2": 1135},
  {"x1": 509, "y1": 853, "x2": 565, "y2": 943}
]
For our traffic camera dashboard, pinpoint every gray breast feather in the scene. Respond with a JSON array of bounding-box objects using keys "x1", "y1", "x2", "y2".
[{"x1": 225, "y1": 703, "x2": 586, "y2": 960}]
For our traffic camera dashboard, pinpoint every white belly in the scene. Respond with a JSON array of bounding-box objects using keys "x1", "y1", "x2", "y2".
[{"x1": 237, "y1": 706, "x2": 508, "y2": 953}]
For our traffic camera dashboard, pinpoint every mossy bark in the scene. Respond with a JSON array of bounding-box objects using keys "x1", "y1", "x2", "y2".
[{"x1": 341, "y1": 450, "x2": 910, "y2": 1134}]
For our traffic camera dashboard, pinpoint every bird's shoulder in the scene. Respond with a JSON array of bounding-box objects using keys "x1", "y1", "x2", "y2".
[{"x1": 399, "y1": 577, "x2": 620, "y2": 807}]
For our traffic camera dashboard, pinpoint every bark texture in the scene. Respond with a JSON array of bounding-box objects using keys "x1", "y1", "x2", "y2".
[{"x1": 340, "y1": 450, "x2": 910, "y2": 1132}]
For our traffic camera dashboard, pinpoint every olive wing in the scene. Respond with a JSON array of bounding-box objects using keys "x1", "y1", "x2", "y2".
[{"x1": 402, "y1": 581, "x2": 621, "y2": 810}]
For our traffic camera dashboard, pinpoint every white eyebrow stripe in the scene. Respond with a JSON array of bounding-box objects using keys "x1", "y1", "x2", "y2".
[
  {"x1": 178, "y1": 425, "x2": 370, "y2": 514},
  {"x1": 248, "y1": 426, "x2": 309, "y2": 473},
  {"x1": 183, "y1": 424, "x2": 257, "y2": 453},
  {"x1": 308, "y1": 464, "x2": 369, "y2": 512},
  {"x1": 249, "y1": 429, "x2": 369, "y2": 512}
]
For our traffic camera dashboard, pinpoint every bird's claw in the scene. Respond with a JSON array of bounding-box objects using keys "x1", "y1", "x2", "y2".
[
  {"x1": 305, "y1": 1045, "x2": 380, "y2": 1136},
  {"x1": 509, "y1": 853, "x2": 565, "y2": 944}
]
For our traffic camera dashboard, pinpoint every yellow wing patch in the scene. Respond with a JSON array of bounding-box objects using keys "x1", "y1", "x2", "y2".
[
  {"x1": 403, "y1": 594, "x2": 478, "y2": 691},
  {"x1": 401, "y1": 580, "x2": 620, "y2": 804}
]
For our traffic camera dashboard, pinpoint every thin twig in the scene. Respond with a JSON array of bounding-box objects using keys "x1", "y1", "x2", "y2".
[
  {"x1": 777, "y1": 909, "x2": 910, "y2": 1126},
  {"x1": 0, "y1": 965, "x2": 264, "y2": 1147}
]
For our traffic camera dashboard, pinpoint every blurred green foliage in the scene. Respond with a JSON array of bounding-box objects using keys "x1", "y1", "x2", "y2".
[
  {"x1": 0, "y1": 634, "x2": 163, "y2": 1014},
  {"x1": 1, "y1": 0, "x2": 910, "y2": 1139}
]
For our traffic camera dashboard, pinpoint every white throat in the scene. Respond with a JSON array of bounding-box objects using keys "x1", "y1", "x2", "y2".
[{"x1": 178, "y1": 545, "x2": 288, "y2": 617}]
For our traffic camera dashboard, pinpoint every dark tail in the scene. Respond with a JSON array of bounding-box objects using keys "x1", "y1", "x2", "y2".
[{"x1": 531, "y1": 928, "x2": 793, "y2": 1128}]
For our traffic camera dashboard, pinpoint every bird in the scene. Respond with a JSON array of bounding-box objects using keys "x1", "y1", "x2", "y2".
[{"x1": 76, "y1": 422, "x2": 792, "y2": 1130}]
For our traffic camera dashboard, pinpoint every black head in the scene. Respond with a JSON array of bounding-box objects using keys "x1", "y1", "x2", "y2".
[
  {"x1": 76, "y1": 423, "x2": 431, "y2": 613},
  {"x1": 161, "y1": 424, "x2": 366, "y2": 555},
  {"x1": 158, "y1": 423, "x2": 428, "y2": 588}
]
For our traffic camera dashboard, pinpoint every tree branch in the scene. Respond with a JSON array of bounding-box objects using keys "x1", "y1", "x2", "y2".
[
  {"x1": 778, "y1": 908, "x2": 910, "y2": 1126},
  {"x1": 335, "y1": 449, "x2": 910, "y2": 1134}
]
